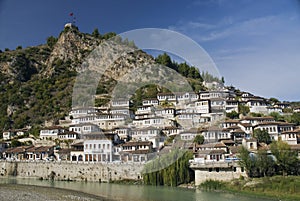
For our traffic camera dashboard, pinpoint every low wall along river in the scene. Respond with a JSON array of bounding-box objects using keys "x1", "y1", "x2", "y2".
[{"x1": 0, "y1": 161, "x2": 143, "y2": 182}]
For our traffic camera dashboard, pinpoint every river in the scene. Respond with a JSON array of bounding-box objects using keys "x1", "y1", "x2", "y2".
[{"x1": 0, "y1": 177, "x2": 274, "y2": 201}]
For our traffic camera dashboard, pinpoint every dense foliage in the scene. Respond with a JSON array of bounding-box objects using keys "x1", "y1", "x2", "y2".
[
  {"x1": 238, "y1": 141, "x2": 299, "y2": 178},
  {"x1": 143, "y1": 149, "x2": 194, "y2": 186}
]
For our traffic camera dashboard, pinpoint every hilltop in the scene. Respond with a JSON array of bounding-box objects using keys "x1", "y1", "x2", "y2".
[{"x1": 0, "y1": 25, "x2": 206, "y2": 133}]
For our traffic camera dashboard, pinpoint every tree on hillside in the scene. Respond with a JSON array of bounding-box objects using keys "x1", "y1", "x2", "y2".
[
  {"x1": 178, "y1": 62, "x2": 189, "y2": 77},
  {"x1": 269, "y1": 97, "x2": 279, "y2": 105},
  {"x1": 269, "y1": 112, "x2": 284, "y2": 122},
  {"x1": 92, "y1": 28, "x2": 101, "y2": 38},
  {"x1": 11, "y1": 139, "x2": 22, "y2": 147},
  {"x1": 290, "y1": 112, "x2": 300, "y2": 125},
  {"x1": 238, "y1": 104, "x2": 250, "y2": 116},
  {"x1": 193, "y1": 135, "x2": 204, "y2": 145},
  {"x1": 253, "y1": 129, "x2": 271, "y2": 144},
  {"x1": 46, "y1": 36, "x2": 58, "y2": 48},
  {"x1": 226, "y1": 111, "x2": 239, "y2": 119},
  {"x1": 156, "y1": 53, "x2": 173, "y2": 69},
  {"x1": 238, "y1": 146, "x2": 256, "y2": 177},
  {"x1": 270, "y1": 141, "x2": 298, "y2": 176},
  {"x1": 256, "y1": 149, "x2": 276, "y2": 177}
]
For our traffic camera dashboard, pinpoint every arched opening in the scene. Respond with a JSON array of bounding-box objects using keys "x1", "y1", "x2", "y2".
[
  {"x1": 78, "y1": 155, "x2": 83, "y2": 161},
  {"x1": 71, "y1": 155, "x2": 77, "y2": 161}
]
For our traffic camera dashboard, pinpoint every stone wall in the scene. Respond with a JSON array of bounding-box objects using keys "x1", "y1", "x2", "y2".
[
  {"x1": 0, "y1": 161, "x2": 144, "y2": 182},
  {"x1": 194, "y1": 167, "x2": 247, "y2": 186}
]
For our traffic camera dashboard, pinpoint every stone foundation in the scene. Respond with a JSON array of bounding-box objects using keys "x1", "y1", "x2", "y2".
[{"x1": 0, "y1": 161, "x2": 143, "y2": 182}]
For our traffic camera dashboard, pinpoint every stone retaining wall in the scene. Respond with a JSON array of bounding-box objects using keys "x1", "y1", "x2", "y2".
[
  {"x1": 194, "y1": 168, "x2": 247, "y2": 186},
  {"x1": 0, "y1": 161, "x2": 144, "y2": 182}
]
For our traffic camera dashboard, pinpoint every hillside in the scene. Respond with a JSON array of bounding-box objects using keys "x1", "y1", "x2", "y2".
[{"x1": 0, "y1": 25, "x2": 206, "y2": 132}]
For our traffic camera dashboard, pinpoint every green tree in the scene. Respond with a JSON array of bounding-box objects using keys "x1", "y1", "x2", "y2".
[
  {"x1": 193, "y1": 135, "x2": 204, "y2": 145},
  {"x1": 253, "y1": 129, "x2": 271, "y2": 144},
  {"x1": 16, "y1": 46, "x2": 22, "y2": 50},
  {"x1": 178, "y1": 62, "x2": 189, "y2": 77},
  {"x1": 238, "y1": 146, "x2": 256, "y2": 177},
  {"x1": 270, "y1": 141, "x2": 298, "y2": 176},
  {"x1": 269, "y1": 112, "x2": 284, "y2": 121},
  {"x1": 290, "y1": 113, "x2": 300, "y2": 125},
  {"x1": 102, "y1": 32, "x2": 117, "y2": 40},
  {"x1": 46, "y1": 36, "x2": 58, "y2": 48},
  {"x1": 256, "y1": 150, "x2": 276, "y2": 177},
  {"x1": 92, "y1": 28, "x2": 101, "y2": 38},
  {"x1": 269, "y1": 97, "x2": 279, "y2": 105},
  {"x1": 226, "y1": 111, "x2": 239, "y2": 119},
  {"x1": 156, "y1": 53, "x2": 173, "y2": 68},
  {"x1": 238, "y1": 104, "x2": 250, "y2": 116},
  {"x1": 11, "y1": 139, "x2": 22, "y2": 147}
]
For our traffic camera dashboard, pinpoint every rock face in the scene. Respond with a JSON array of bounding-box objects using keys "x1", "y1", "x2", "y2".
[
  {"x1": 44, "y1": 27, "x2": 101, "y2": 76},
  {"x1": 0, "y1": 25, "x2": 162, "y2": 130}
]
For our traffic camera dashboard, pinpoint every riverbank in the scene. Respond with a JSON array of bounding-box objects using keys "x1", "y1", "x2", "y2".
[
  {"x1": 0, "y1": 184, "x2": 113, "y2": 201},
  {"x1": 199, "y1": 176, "x2": 300, "y2": 201}
]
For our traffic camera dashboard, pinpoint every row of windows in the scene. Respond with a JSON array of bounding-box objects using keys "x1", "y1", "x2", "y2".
[
  {"x1": 123, "y1": 145, "x2": 149, "y2": 150},
  {"x1": 85, "y1": 143, "x2": 111, "y2": 150}
]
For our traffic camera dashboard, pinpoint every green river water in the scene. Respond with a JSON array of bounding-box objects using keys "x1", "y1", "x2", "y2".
[{"x1": 0, "y1": 177, "x2": 275, "y2": 201}]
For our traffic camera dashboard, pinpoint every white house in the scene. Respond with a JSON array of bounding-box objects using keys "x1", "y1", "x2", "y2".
[
  {"x1": 58, "y1": 131, "x2": 79, "y2": 140},
  {"x1": 120, "y1": 141, "x2": 154, "y2": 162},
  {"x1": 200, "y1": 127, "x2": 232, "y2": 143},
  {"x1": 254, "y1": 122, "x2": 295, "y2": 141},
  {"x1": 2, "y1": 129, "x2": 27, "y2": 140},
  {"x1": 242, "y1": 138, "x2": 258, "y2": 151},
  {"x1": 154, "y1": 107, "x2": 176, "y2": 119},
  {"x1": 114, "y1": 127, "x2": 131, "y2": 141},
  {"x1": 111, "y1": 99, "x2": 130, "y2": 108},
  {"x1": 280, "y1": 131, "x2": 298, "y2": 145},
  {"x1": 130, "y1": 127, "x2": 163, "y2": 148},
  {"x1": 199, "y1": 90, "x2": 229, "y2": 100},
  {"x1": 69, "y1": 107, "x2": 97, "y2": 119},
  {"x1": 40, "y1": 126, "x2": 65, "y2": 140},
  {"x1": 225, "y1": 100, "x2": 239, "y2": 113},
  {"x1": 180, "y1": 128, "x2": 200, "y2": 141},
  {"x1": 157, "y1": 93, "x2": 177, "y2": 105},
  {"x1": 83, "y1": 132, "x2": 120, "y2": 162},
  {"x1": 142, "y1": 98, "x2": 159, "y2": 106},
  {"x1": 246, "y1": 98, "x2": 268, "y2": 114},
  {"x1": 69, "y1": 123, "x2": 101, "y2": 138},
  {"x1": 240, "y1": 116, "x2": 275, "y2": 126}
]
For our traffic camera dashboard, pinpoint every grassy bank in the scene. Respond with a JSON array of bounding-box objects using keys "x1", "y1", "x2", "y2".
[{"x1": 199, "y1": 176, "x2": 300, "y2": 201}]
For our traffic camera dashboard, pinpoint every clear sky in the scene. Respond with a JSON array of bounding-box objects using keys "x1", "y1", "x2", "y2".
[{"x1": 1, "y1": 0, "x2": 300, "y2": 101}]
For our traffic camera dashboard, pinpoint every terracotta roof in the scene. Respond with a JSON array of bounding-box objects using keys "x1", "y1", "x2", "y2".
[
  {"x1": 290, "y1": 144, "x2": 300, "y2": 151},
  {"x1": 242, "y1": 116, "x2": 274, "y2": 121},
  {"x1": 57, "y1": 148, "x2": 72, "y2": 154},
  {"x1": 122, "y1": 149, "x2": 152, "y2": 154},
  {"x1": 71, "y1": 142, "x2": 84, "y2": 147},
  {"x1": 196, "y1": 149, "x2": 225, "y2": 155},
  {"x1": 239, "y1": 123, "x2": 252, "y2": 127},
  {"x1": 223, "y1": 119, "x2": 240, "y2": 123},
  {"x1": 41, "y1": 126, "x2": 64, "y2": 130},
  {"x1": 121, "y1": 141, "x2": 152, "y2": 147},
  {"x1": 196, "y1": 142, "x2": 226, "y2": 149},
  {"x1": 221, "y1": 140, "x2": 235, "y2": 144},
  {"x1": 228, "y1": 146, "x2": 241, "y2": 154},
  {"x1": 5, "y1": 146, "x2": 33, "y2": 153}
]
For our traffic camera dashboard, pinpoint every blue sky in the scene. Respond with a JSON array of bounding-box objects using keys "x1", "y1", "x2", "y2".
[{"x1": 1, "y1": 0, "x2": 300, "y2": 101}]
